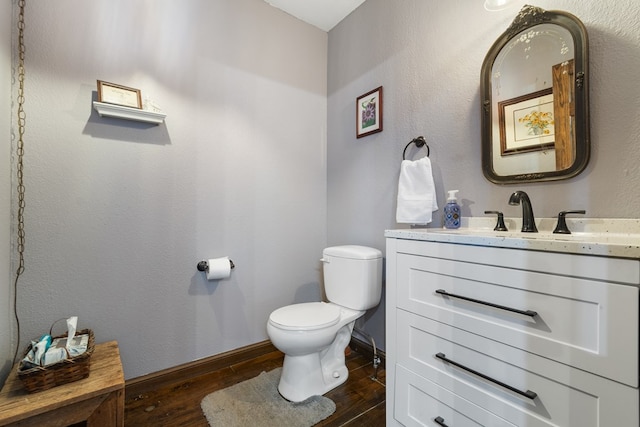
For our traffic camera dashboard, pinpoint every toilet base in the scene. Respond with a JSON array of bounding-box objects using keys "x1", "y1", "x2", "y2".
[{"x1": 277, "y1": 323, "x2": 354, "y2": 402}]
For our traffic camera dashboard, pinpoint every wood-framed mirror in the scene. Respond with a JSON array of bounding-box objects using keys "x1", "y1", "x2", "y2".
[{"x1": 481, "y1": 5, "x2": 589, "y2": 184}]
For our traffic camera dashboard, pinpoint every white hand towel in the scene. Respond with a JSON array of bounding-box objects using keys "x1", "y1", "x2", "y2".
[{"x1": 396, "y1": 156, "x2": 438, "y2": 224}]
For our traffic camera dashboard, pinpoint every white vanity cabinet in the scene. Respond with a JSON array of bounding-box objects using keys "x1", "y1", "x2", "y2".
[{"x1": 385, "y1": 233, "x2": 640, "y2": 427}]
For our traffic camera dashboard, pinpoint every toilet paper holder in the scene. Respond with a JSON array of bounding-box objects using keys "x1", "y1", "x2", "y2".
[{"x1": 197, "y1": 259, "x2": 235, "y2": 272}]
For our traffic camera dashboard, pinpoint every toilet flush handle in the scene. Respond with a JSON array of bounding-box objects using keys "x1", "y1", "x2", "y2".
[{"x1": 320, "y1": 258, "x2": 329, "y2": 263}]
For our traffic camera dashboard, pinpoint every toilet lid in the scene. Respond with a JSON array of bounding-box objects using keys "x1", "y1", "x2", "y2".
[{"x1": 269, "y1": 302, "x2": 340, "y2": 331}]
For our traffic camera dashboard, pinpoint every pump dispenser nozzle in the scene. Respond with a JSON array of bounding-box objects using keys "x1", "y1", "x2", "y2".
[{"x1": 447, "y1": 190, "x2": 459, "y2": 201}]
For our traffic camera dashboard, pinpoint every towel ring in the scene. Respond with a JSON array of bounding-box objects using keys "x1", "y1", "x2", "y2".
[{"x1": 403, "y1": 136, "x2": 429, "y2": 160}]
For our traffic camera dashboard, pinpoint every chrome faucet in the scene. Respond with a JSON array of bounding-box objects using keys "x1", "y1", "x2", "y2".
[{"x1": 508, "y1": 191, "x2": 538, "y2": 232}]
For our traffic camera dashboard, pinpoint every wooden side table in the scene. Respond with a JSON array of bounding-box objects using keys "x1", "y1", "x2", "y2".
[{"x1": 0, "y1": 341, "x2": 124, "y2": 427}]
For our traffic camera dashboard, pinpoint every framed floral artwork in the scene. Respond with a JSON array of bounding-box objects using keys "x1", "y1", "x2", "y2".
[
  {"x1": 356, "y1": 86, "x2": 383, "y2": 138},
  {"x1": 498, "y1": 88, "x2": 555, "y2": 155}
]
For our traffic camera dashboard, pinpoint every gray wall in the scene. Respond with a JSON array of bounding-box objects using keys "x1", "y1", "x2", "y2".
[
  {"x1": 4, "y1": 0, "x2": 328, "y2": 381},
  {"x1": 327, "y1": 0, "x2": 640, "y2": 350},
  {"x1": 4, "y1": 0, "x2": 640, "y2": 385},
  {"x1": 1, "y1": 0, "x2": 13, "y2": 386}
]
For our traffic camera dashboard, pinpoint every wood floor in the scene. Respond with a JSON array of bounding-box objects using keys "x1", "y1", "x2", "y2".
[{"x1": 124, "y1": 343, "x2": 386, "y2": 426}]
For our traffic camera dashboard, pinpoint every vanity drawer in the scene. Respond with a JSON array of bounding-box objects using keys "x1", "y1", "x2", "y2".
[
  {"x1": 394, "y1": 364, "x2": 515, "y2": 427},
  {"x1": 396, "y1": 310, "x2": 639, "y2": 426},
  {"x1": 396, "y1": 252, "x2": 639, "y2": 386}
]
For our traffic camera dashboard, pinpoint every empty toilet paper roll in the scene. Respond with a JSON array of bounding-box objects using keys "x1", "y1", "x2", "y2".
[{"x1": 206, "y1": 257, "x2": 232, "y2": 280}]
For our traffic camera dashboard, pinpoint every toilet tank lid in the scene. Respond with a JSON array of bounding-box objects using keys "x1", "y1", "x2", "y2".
[{"x1": 323, "y1": 245, "x2": 382, "y2": 260}]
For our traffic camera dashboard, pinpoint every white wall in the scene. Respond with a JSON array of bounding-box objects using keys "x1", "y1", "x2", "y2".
[
  {"x1": 1, "y1": 0, "x2": 13, "y2": 386},
  {"x1": 10, "y1": 0, "x2": 327, "y2": 380},
  {"x1": 327, "y1": 0, "x2": 640, "y2": 350}
]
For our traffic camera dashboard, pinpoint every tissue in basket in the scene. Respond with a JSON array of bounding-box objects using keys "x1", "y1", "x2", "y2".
[{"x1": 17, "y1": 328, "x2": 95, "y2": 393}]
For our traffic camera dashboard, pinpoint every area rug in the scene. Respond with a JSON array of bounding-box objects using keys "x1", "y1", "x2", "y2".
[{"x1": 200, "y1": 368, "x2": 336, "y2": 427}]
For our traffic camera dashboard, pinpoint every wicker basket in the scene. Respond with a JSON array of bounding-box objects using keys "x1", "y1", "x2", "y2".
[{"x1": 17, "y1": 322, "x2": 95, "y2": 393}]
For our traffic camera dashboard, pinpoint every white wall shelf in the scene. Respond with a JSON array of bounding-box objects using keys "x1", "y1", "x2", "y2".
[{"x1": 92, "y1": 101, "x2": 166, "y2": 125}]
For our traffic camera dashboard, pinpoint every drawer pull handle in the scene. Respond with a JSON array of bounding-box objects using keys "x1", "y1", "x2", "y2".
[
  {"x1": 435, "y1": 352, "x2": 538, "y2": 400},
  {"x1": 435, "y1": 289, "x2": 537, "y2": 317},
  {"x1": 434, "y1": 416, "x2": 449, "y2": 426}
]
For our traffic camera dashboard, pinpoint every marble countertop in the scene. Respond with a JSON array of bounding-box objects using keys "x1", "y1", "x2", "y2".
[{"x1": 385, "y1": 218, "x2": 640, "y2": 259}]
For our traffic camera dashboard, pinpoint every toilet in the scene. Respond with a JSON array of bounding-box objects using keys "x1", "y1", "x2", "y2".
[{"x1": 267, "y1": 245, "x2": 383, "y2": 402}]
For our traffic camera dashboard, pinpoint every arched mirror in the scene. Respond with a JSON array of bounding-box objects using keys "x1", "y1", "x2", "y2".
[{"x1": 481, "y1": 5, "x2": 589, "y2": 184}]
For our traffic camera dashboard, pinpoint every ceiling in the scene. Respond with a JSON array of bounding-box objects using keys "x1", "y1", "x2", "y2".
[{"x1": 263, "y1": 0, "x2": 367, "y2": 32}]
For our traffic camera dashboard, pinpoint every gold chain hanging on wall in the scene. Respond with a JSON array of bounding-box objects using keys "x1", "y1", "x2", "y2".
[{"x1": 12, "y1": 0, "x2": 26, "y2": 364}]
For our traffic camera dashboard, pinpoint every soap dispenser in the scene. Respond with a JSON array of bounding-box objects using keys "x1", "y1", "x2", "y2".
[{"x1": 444, "y1": 190, "x2": 461, "y2": 229}]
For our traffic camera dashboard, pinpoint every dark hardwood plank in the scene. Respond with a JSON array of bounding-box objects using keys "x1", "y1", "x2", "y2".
[
  {"x1": 319, "y1": 357, "x2": 386, "y2": 427},
  {"x1": 124, "y1": 343, "x2": 386, "y2": 426}
]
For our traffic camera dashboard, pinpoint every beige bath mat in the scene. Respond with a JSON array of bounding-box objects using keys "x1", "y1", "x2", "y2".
[{"x1": 200, "y1": 368, "x2": 336, "y2": 427}]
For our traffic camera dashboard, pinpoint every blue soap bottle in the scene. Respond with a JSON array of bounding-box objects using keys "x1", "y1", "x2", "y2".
[{"x1": 444, "y1": 190, "x2": 461, "y2": 229}]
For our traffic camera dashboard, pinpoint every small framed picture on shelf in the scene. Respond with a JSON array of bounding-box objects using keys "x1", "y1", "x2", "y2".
[
  {"x1": 356, "y1": 86, "x2": 383, "y2": 138},
  {"x1": 97, "y1": 80, "x2": 142, "y2": 109}
]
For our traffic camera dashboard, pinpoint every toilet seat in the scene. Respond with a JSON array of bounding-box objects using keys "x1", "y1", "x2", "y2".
[{"x1": 269, "y1": 302, "x2": 340, "y2": 331}]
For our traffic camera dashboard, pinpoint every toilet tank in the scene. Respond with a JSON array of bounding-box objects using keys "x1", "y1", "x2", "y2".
[{"x1": 322, "y1": 245, "x2": 383, "y2": 311}]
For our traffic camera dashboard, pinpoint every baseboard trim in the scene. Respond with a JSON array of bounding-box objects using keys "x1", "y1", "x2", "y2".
[
  {"x1": 125, "y1": 340, "x2": 279, "y2": 396},
  {"x1": 126, "y1": 337, "x2": 384, "y2": 397}
]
